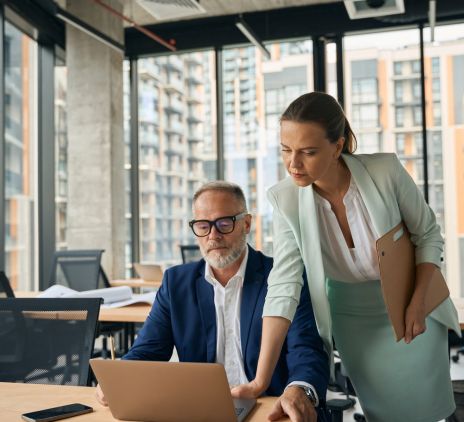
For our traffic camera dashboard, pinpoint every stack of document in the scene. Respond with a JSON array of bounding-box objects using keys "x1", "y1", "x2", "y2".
[{"x1": 37, "y1": 285, "x2": 156, "y2": 309}]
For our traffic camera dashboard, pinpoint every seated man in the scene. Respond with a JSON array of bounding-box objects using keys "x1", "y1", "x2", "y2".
[{"x1": 97, "y1": 181, "x2": 329, "y2": 422}]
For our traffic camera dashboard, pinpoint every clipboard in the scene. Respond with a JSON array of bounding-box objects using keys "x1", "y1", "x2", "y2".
[{"x1": 376, "y1": 222, "x2": 450, "y2": 342}]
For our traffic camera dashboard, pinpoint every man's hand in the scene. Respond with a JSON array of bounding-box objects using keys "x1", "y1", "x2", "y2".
[
  {"x1": 268, "y1": 386, "x2": 317, "y2": 422},
  {"x1": 95, "y1": 384, "x2": 108, "y2": 406}
]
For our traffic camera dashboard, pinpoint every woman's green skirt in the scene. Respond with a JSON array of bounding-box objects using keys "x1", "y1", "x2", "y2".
[{"x1": 327, "y1": 279, "x2": 455, "y2": 422}]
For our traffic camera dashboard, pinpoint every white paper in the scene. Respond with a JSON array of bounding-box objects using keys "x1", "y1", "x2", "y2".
[
  {"x1": 101, "y1": 291, "x2": 156, "y2": 309},
  {"x1": 36, "y1": 285, "x2": 156, "y2": 308}
]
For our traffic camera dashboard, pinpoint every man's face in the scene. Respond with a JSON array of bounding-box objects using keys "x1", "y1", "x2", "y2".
[{"x1": 192, "y1": 191, "x2": 251, "y2": 269}]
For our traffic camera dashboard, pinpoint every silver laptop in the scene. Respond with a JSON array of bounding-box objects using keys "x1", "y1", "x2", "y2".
[
  {"x1": 133, "y1": 263, "x2": 163, "y2": 282},
  {"x1": 90, "y1": 359, "x2": 256, "y2": 422}
]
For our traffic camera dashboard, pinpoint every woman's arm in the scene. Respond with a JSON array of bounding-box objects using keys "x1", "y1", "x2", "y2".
[
  {"x1": 231, "y1": 316, "x2": 290, "y2": 398},
  {"x1": 232, "y1": 187, "x2": 305, "y2": 397},
  {"x1": 392, "y1": 156, "x2": 444, "y2": 342}
]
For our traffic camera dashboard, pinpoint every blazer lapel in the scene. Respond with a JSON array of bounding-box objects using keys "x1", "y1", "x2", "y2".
[
  {"x1": 298, "y1": 186, "x2": 333, "y2": 349},
  {"x1": 240, "y1": 247, "x2": 265, "y2": 358},
  {"x1": 195, "y1": 267, "x2": 217, "y2": 362},
  {"x1": 342, "y1": 153, "x2": 393, "y2": 237}
]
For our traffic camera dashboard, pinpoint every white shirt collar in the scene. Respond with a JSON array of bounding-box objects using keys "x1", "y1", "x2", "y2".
[{"x1": 204, "y1": 246, "x2": 249, "y2": 288}]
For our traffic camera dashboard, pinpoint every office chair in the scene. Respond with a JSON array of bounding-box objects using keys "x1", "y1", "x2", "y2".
[
  {"x1": 448, "y1": 380, "x2": 464, "y2": 422},
  {"x1": 0, "y1": 271, "x2": 15, "y2": 298},
  {"x1": 49, "y1": 249, "x2": 121, "y2": 359},
  {"x1": 179, "y1": 244, "x2": 202, "y2": 264},
  {"x1": 49, "y1": 249, "x2": 110, "y2": 291},
  {"x1": 0, "y1": 298, "x2": 101, "y2": 386},
  {"x1": 326, "y1": 359, "x2": 366, "y2": 422}
]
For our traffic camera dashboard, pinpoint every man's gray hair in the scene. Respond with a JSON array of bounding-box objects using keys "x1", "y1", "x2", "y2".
[{"x1": 192, "y1": 181, "x2": 247, "y2": 212}]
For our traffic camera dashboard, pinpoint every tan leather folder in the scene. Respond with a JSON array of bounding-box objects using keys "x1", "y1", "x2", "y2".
[{"x1": 376, "y1": 222, "x2": 449, "y2": 341}]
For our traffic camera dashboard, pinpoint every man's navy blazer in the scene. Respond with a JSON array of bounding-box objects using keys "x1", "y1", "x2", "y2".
[{"x1": 124, "y1": 245, "x2": 329, "y2": 399}]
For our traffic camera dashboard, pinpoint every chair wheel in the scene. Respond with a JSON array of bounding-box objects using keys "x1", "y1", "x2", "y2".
[
  {"x1": 452, "y1": 355, "x2": 459, "y2": 363},
  {"x1": 354, "y1": 413, "x2": 366, "y2": 421}
]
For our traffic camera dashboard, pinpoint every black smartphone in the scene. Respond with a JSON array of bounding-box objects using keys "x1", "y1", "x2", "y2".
[{"x1": 21, "y1": 403, "x2": 93, "y2": 422}]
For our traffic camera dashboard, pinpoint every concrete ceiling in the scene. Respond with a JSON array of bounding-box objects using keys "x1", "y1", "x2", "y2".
[{"x1": 122, "y1": 0, "x2": 339, "y2": 26}]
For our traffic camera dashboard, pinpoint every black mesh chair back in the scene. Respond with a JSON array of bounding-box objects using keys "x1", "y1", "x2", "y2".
[
  {"x1": 49, "y1": 250, "x2": 110, "y2": 291},
  {"x1": 0, "y1": 272, "x2": 15, "y2": 298},
  {"x1": 179, "y1": 245, "x2": 202, "y2": 264},
  {"x1": 0, "y1": 298, "x2": 101, "y2": 386}
]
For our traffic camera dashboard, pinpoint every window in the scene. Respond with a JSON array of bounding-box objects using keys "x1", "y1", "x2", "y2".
[
  {"x1": 357, "y1": 133, "x2": 380, "y2": 153},
  {"x1": 431, "y1": 57, "x2": 440, "y2": 74},
  {"x1": 394, "y1": 61, "x2": 403, "y2": 76},
  {"x1": 424, "y1": 23, "x2": 464, "y2": 294},
  {"x1": 432, "y1": 78, "x2": 441, "y2": 97},
  {"x1": 395, "y1": 107, "x2": 405, "y2": 127},
  {"x1": 124, "y1": 51, "x2": 217, "y2": 269},
  {"x1": 396, "y1": 134, "x2": 405, "y2": 155},
  {"x1": 413, "y1": 106, "x2": 422, "y2": 126},
  {"x1": 395, "y1": 81, "x2": 403, "y2": 103},
  {"x1": 55, "y1": 66, "x2": 67, "y2": 251},
  {"x1": 412, "y1": 80, "x2": 421, "y2": 101},
  {"x1": 433, "y1": 102, "x2": 442, "y2": 126},
  {"x1": 345, "y1": 29, "x2": 420, "y2": 158},
  {"x1": 352, "y1": 104, "x2": 378, "y2": 128},
  {"x1": 412, "y1": 59, "x2": 421, "y2": 74},
  {"x1": 414, "y1": 133, "x2": 423, "y2": 156},
  {"x1": 3, "y1": 22, "x2": 37, "y2": 290},
  {"x1": 223, "y1": 40, "x2": 313, "y2": 253}
]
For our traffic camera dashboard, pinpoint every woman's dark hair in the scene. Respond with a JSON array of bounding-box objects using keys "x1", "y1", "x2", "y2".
[{"x1": 280, "y1": 92, "x2": 357, "y2": 154}]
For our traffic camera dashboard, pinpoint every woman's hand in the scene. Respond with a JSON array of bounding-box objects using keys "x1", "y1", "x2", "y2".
[
  {"x1": 95, "y1": 384, "x2": 108, "y2": 406},
  {"x1": 231, "y1": 378, "x2": 267, "y2": 399},
  {"x1": 404, "y1": 297, "x2": 427, "y2": 344}
]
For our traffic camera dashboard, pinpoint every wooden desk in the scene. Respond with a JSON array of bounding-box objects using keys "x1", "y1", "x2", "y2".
[
  {"x1": 99, "y1": 303, "x2": 151, "y2": 323},
  {"x1": 13, "y1": 291, "x2": 152, "y2": 324},
  {"x1": 110, "y1": 278, "x2": 161, "y2": 289},
  {"x1": 0, "y1": 382, "x2": 287, "y2": 422}
]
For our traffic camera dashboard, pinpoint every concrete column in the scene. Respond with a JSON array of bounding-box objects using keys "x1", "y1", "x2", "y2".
[{"x1": 65, "y1": 0, "x2": 125, "y2": 279}]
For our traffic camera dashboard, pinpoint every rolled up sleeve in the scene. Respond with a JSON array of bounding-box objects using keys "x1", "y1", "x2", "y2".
[
  {"x1": 263, "y1": 189, "x2": 304, "y2": 322},
  {"x1": 393, "y1": 155, "x2": 443, "y2": 267}
]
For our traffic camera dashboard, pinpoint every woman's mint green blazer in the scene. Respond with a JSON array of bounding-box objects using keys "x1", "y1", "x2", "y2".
[{"x1": 263, "y1": 153, "x2": 460, "y2": 360}]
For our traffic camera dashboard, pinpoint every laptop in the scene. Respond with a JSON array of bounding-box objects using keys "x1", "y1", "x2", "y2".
[
  {"x1": 133, "y1": 263, "x2": 163, "y2": 282},
  {"x1": 90, "y1": 359, "x2": 256, "y2": 422}
]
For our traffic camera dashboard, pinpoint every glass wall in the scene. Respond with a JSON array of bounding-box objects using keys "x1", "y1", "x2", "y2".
[
  {"x1": 423, "y1": 23, "x2": 464, "y2": 296},
  {"x1": 55, "y1": 65, "x2": 67, "y2": 251},
  {"x1": 3, "y1": 21, "x2": 38, "y2": 290},
  {"x1": 344, "y1": 26, "x2": 464, "y2": 297},
  {"x1": 124, "y1": 51, "x2": 217, "y2": 269},
  {"x1": 223, "y1": 40, "x2": 313, "y2": 254}
]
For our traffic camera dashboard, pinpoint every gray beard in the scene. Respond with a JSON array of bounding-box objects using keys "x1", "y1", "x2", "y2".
[{"x1": 202, "y1": 232, "x2": 247, "y2": 269}]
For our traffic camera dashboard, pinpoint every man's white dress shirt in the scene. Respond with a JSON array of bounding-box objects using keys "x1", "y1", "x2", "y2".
[{"x1": 205, "y1": 247, "x2": 319, "y2": 405}]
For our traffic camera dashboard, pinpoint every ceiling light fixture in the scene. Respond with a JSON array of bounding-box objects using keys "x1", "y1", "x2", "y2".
[
  {"x1": 235, "y1": 16, "x2": 271, "y2": 59},
  {"x1": 56, "y1": 6, "x2": 125, "y2": 54}
]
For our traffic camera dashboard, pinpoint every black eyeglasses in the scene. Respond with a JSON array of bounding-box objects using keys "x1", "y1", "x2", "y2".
[{"x1": 189, "y1": 212, "x2": 248, "y2": 237}]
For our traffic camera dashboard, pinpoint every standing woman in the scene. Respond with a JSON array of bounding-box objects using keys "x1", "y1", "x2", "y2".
[{"x1": 232, "y1": 92, "x2": 460, "y2": 421}]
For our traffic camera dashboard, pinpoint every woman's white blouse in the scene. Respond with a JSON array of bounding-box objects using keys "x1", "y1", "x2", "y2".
[{"x1": 313, "y1": 177, "x2": 381, "y2": 283}]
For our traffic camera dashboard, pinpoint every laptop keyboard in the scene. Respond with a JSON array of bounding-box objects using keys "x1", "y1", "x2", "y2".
[{"x1": 235, "y1": 407, "x2": 244, "y2": 417}]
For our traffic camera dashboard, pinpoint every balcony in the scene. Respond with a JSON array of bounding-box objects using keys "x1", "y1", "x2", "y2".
[
  {"x1": 187, "y1": 129, "x2": 203, "y2": 142},
  {"x1": 164, "y1": 97, "x2": 184, "y2": 114},
  {"x1": 185, "y1": 73, "x2": 202, "y2": 85},
  {"x1": 185, "y1": 53, "x2": 203, "y2": 66},
  {"x1": 164, "y1": 77, "x2": 184, "y2": 94},
  {"x1": 139, "y1": 62, "x2": 161, "y2": 81},
  {"x1": 163, "y1": 55, "x2": 183, "y2": 71},
  {"x1": 165, "y1": 141, "x2": 184, "y2": 156},
  {"x1": 164, "y1": 120, "x2": 184, "y2": 135}
]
